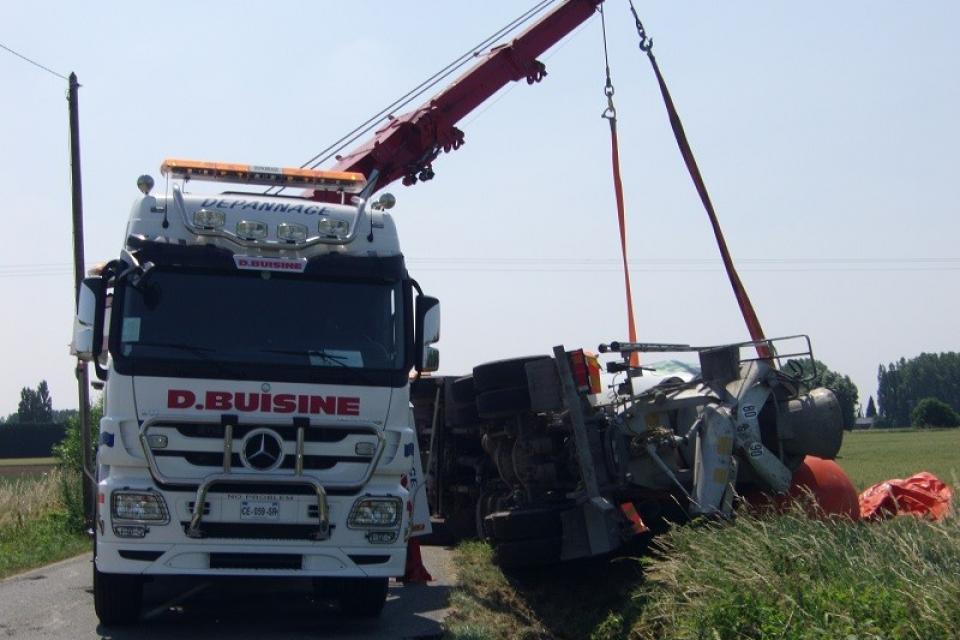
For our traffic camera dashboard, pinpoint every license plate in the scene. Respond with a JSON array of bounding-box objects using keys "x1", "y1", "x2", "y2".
[{"x1": 240, "y1": 499, "x2": 281, "y2": 521}]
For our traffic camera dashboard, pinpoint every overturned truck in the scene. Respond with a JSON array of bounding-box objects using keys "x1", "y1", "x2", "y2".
[{"x1": 412, "y1": 336, "x2": 844, "y2": 567}]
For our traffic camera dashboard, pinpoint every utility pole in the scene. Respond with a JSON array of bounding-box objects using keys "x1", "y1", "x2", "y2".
[{"x1": 68, "y1": 72, "x2": 94, "y2": 525}]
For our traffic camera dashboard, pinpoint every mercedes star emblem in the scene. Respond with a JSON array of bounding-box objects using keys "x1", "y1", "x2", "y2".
[{"x1": 241, "y1": 429, "x2": 284, "y2": 471}]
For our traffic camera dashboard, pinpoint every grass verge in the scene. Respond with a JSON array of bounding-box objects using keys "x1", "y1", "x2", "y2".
[
  {"x1": 447, "y1": 510, "x2": 960, "y2": 640},
  {"x1": 0, "y1": 511, "x2": 90, "y2": 579},
  {"x1": 445, "y1": 540, "x2": 645, "y2": 640},
  {"x1": 635, "y1": 509, "x2": 960, "y2": 639},
  {"x1": 0, "y1": 467, "x2": 90, "y2": 579}
]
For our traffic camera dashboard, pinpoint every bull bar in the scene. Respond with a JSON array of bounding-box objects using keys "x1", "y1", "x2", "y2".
[{"x1": 137, "y1": 415, "x2": 386, "y2": 540}]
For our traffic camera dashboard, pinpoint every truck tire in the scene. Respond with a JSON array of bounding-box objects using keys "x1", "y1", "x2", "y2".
[
  {"x1": 93, "y1": 567, "x2": 143, "y2": 626},
  {"x1": 494, "y1": 536, "x2": 562, "y2": 569},
  {"x1": 337, "y1": 577, "x2": 389, "y2": 617},
  {"x1": 486, "y1": 508, "x2": 563, "y2": 542},
  {"x1": 473, "y1": 356, "x2": 550, "y2": 394},
  {"x1": 476, "y1": 386, "x2": 531, "y2": 419}
]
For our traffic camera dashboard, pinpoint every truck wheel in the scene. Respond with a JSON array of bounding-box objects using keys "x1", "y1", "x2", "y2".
[
  {"x1": 494, "y1": 536, "x2": 562, "y2": 569},
  {"x1": 337, "y1": 577, "x2": 389, "y2": 617},
  {"x1": 486, "y1": 508, "x2": 563, "y2": 541},
  {"x1": 93, "y1": 566, "x2": 143, "y2": 626},
  {"x1": 473, "y1": 356, "x2": 550, "y2": 393},
  {"x1": 476, "y1": 387, "x2": 531, "y2": 419}
]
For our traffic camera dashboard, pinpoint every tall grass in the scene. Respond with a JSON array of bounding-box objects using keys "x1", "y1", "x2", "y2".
[
  {"x1": 52, "y1": 400, "x2": 101, "y2": 532},
  {"x1": 0, "y1": 468, "x2": 64, "y2": 528},
  {"x1": 634, "y1": 508, "x2": 960, "y2": 640},
  {"x1": 0, "y1": 404, "x2": 101, "y2": 577},
  {"x1": 0, "y1": 467, "x2": 90, "y2": 578}
]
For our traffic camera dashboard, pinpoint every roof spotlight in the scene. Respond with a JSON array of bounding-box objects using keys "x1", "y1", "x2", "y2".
[
  {"x1": 375, "y1": 193, "x2": 396, "y2": 210},
  {"x1": 137, "y1": 174, "x2": 155, "y2": 195}
]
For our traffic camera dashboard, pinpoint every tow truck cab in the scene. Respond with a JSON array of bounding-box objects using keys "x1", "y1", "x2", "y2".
[{"x1": 72, "y1": 160, "x2": 439, "y2": 624}]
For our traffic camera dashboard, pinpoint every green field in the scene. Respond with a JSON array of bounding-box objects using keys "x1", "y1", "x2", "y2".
[
  {"x1": 837, "y1": 429, "x2": 960, "y2": 490},
  {"x1": 0, "y1": 457, "x2": 59, "y2": 482},
  {"x1": 0, "y1": 457, "x2": 58, "y2": 467}
]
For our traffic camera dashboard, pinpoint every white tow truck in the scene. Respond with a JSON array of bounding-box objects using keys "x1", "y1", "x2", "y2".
[{"x1": 71, "y1": 159, "x2": 439, "y2": 624}]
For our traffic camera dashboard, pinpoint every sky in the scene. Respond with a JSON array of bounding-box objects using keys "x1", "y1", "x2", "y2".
[{"x1": 1, "y1": 1, "x2": 958, "y2": 417}]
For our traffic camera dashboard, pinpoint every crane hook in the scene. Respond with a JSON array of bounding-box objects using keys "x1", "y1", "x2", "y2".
[{"x1": 628, "y1": 0, "x2": 654, "y2": 53}]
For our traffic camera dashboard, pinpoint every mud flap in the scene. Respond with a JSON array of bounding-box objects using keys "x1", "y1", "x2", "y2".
[
  {"x1": 407, "y1": 433, "x2": 433, "y2": 538},
  {"x1": 559, "y1": 497, "x2": 621, "y2": 561}
]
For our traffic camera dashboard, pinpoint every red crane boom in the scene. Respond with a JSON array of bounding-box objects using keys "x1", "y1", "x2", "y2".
[{"x1": 313, "y1": 0, "x2": 603, "y2": 198}]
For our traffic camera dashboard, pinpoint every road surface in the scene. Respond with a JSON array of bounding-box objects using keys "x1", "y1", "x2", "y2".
[{"x1": 0, "y1": 546, "x2": 455, "y2": 639}]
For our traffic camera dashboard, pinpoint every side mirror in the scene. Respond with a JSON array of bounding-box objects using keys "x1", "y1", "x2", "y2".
[
  {"x1": 415, "y1": 296, "x2": 440, "y2": 372},
  {"x1": 422, "y1": 347, "x2": 440, "y2": 373},
  {"x1": 71, "y1": 277, "x2": 105, "y2": 361}
]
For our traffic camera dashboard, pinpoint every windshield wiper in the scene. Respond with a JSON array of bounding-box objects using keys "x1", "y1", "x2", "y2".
[
  {"x1": 125, "y1": 340, "x2": 216, "y2": 360},
  {"x1": 258, "y1": 348, "x2": 350, "y2": 367},
  {"x1": 258, "y1": 348, "x2": 380, "y2": 384}
]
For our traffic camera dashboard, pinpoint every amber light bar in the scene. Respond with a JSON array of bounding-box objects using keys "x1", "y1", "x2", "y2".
[{"x1": 160, "y1": 159, "x2": 367, "y2": 194}]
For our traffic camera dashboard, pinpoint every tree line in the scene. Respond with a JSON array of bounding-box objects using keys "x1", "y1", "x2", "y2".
[
  {"x1": 5, "y1": 350, "x2": 959, "y2": 431},
  {"x1": 0, "y1": 380, "x2": 77, "y2": 425},
  {"x1": 785, "y1": 358, "x2": 859, "y2": 430},
  {"x1": 877, "y1": 352, "x2": 960, "y2": 428}
]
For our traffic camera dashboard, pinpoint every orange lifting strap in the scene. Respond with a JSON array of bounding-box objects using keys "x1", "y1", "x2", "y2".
[
  {"x1": 600, "y1": 7, "x2": 640, "y2": 367},
  {"x1": 621, "y1": 2, "x2": 773, "y2": 360}
]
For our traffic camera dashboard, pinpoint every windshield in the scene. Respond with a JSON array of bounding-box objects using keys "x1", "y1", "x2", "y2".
[{"x1": 111, "y1": 268, "x2": 408, "y2": 383}]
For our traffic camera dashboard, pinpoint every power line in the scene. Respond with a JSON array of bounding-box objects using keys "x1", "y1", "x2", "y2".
[
  {"x1": 0, "y1": 41, "x2": 69, "y2": 81},
  {"x1": 2, "y1": 258, "x2": 959, "y2": 270},
  {"x1": 1, "y1": 258, "x2": 959, "y2": 279},
  {"x1": 268, "y1": 0, "x2": 560, "y2": 195}
]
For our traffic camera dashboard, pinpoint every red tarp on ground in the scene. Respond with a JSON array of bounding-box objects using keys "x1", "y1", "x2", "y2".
[{"x1": 858, "y1": 472, "x2": 953, "y2": 521}]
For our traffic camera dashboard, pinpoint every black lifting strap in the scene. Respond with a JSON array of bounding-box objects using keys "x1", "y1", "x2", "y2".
[{"x1": 627, "y1": 1, "x2": 772, "y2": 360}]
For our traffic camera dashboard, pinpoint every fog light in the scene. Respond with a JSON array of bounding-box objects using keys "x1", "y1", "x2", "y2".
[
  {"x1": 318, "y1": 217, "x2": 350, "y2": 237},
  {"x1": 366, "y1": 530, "x2": 398, "y2": 544},
  {"x1": 113, "y1": 524, "x2": 147, "y2": 538},
  {"x1": 354, "y1": 441, "x2": 376, "y2": 457},
  {"x1": 112, "y1": 491, "x2": 169, "y2": 523},
  {"x1": 277, "y1": 222, "x2": 308, "y2": 242},
  {"x1": 193, "y1": 208, "x2": 225, "y2": 229},
  {"x1": 236, "y1": 220, "x2": 268, "y2": 240},
  {"x1": 347, "y1": 497, "x2": 401, "y2": 529},
  {"x1": 146, "y1": 434, "x2": 168, "y2": 449}
]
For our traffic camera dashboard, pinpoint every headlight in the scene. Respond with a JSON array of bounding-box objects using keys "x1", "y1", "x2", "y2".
[
  {"x1": 193, "y1": 208, "x2": 225, "y2": 229},
  {"x1": 347, "y1": 497, "x2": 402, "y2": 529},
  {"x1": 111, "y1": 491, "x2": 169, "y2": 523},
  {"x1": 236, "y1": 220, "x2": 268, "y2": 240},
  {"x1": 318, "y1": 217, "x2": 350, "y2": 237},
  {"x1": 277, "y1": 222, "x2": 308, "y2": 242}
]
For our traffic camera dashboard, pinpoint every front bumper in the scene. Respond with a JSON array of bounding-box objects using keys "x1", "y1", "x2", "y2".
[
  {"x1": 97, "y1": 477, "x2": 411, "y2": 577},
  {"x1": 95, "y1": 539, "x2": 406, "y2": 577}
]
